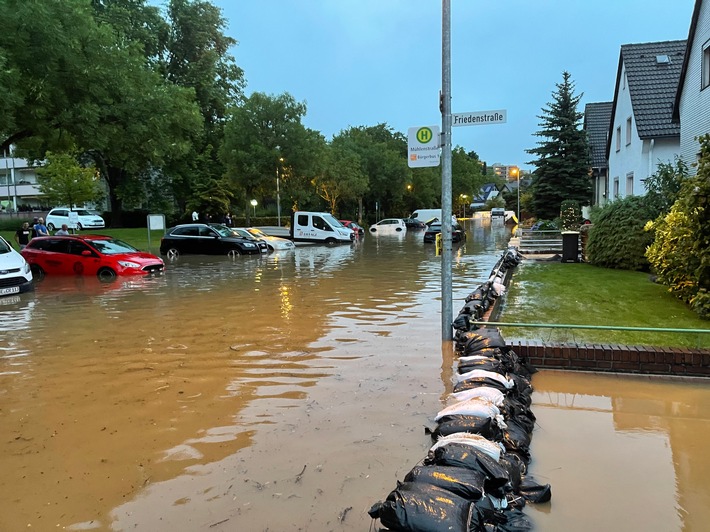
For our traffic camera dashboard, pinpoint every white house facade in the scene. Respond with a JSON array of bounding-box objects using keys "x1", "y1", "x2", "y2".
[
  {"x1": 674, "y1": 0, "x2": 710, "y2": 173},
  {"x1": 606, "y1": 40, "x2": 686, "y2": 199},
  {"x1": 0, "y1": 150, "x2": 43, "y2": 212}
]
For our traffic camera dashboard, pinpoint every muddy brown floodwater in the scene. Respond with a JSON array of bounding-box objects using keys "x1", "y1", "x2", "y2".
[{"x1": 1, "y1": 220, "x2": 708, "y2": 532}]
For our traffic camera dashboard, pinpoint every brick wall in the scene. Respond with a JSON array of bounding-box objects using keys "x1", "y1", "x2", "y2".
[{"x1": 508, "y1": 340, "x2": 710, "y2": 378}]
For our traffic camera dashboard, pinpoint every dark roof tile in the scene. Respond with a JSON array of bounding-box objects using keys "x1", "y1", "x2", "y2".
[{"x1": 584, "y1": 102, "x2": 613, "y2": 168}]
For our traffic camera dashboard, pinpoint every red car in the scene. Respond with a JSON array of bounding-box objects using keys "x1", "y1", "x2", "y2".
[
  {"x1": 339, "y1": 220, "x2": 364, "y2": 235},
  {"x1": 22, "y1": 235, "x2": 164, "y2": 282}
]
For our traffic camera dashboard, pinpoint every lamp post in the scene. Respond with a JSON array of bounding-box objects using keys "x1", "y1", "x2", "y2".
[
  {"x1": 276, "y1": 157, "x2": 284, "y2": 227},
  {"x1": 510, "y1": 167, "x2": 520, "y2": 225},
  {"x1": 460, "y1": 194, "x2": 468, "y2": 219},
  {"x1": 250, "y1": 199, "x2": 257, "y2": 218}
]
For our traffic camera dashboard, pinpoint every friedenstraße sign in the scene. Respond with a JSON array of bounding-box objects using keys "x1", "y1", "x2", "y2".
[
  {"x1": 407, "y1": 125, "x2": 441, "y2": 168},
  {"x1": 452, "y1": 109, "x2": 507, "y2": 127}
]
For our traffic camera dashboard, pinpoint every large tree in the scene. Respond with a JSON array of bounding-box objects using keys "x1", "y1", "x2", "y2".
[{"x1": 526, "y1": 71, "x2": 591, "y2": 220}]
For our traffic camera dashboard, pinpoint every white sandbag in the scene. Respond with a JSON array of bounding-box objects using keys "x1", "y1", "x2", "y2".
[
  {"x1": 456, "y1": 369, "x2": 514, "y2": 389},
  {"x1": 458, "y1": 354, "x2": 493, "y2": 364},
  {"x1": 429, "y1": 433, "x2": 504, "y2": 462},
  {"x1": 450, "y1": 386, "x2": 505, "y2": 406},
  {"x1": 435, "y1": 397, "x2": 501, "y2": 421}
]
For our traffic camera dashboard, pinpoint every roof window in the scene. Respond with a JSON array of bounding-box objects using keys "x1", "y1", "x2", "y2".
[{"x1": 656, "y1": 54, "x2": 670, "y2": 64}]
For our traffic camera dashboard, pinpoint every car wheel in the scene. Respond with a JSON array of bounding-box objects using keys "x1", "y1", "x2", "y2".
[
  {"x1": 77, "y1": 223, "x2": 83, "y2": 230},
  {"x1": 30, "y1": 264, "x2": 45, "y2": 281},
  {"x1": 97, "y1": 267, "x2": 117, "y2": 283},
  {"x1": 267, "y1": 245, "x2": 274, "y2": 252},
  {"x1": 47, "y1": 223, "x2": 55, "y2": 231},
  {"x1": 227, "y1": 248, "x2": 242, "y2": 258},
  {"x1": 166, "y1": 248, "x2": 180, "y2": 260},
  {"x1": 325, "y1": 237, "x2": 336, "y2": 245}
]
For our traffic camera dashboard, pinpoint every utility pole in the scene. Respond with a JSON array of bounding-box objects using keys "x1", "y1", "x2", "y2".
[{"x1": 441, "y1": 0, "x2": 453, "y2": 341}]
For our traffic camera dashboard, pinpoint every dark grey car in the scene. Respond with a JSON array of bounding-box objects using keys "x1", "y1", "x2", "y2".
[{"x1": 160, "y1": 224, "x2": 263, "y2": 259}]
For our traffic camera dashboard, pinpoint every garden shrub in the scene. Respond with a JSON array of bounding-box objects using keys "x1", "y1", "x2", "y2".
[
  {"x1": 560, "y1": 200, "x2": 581, "y2": 230},
  {"x1": 645, "y1": 135, "x2": 710, "y2": 319},
  {"x1": 585, "y1": 195, "x2": 660, "y2": 271}
]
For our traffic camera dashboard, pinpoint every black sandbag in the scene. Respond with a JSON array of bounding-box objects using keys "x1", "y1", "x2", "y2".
[
  {"x1": 452, "y1": 313, "x2": 472, "y2": 333},
  {"x1": 501, "y1": 419, "x2": 532, "y2": 463},
  {"x1": 453, "y1": 377, "x2": 510, "y2": 394},
  {"x1": 470, "y1": 496, "x2": 533, "y2": 532},
  {"x1": 458, "y1": 357, "x2": 507, "y2": 375},
  {"x1": 431, "y1": 414, "x2": 503, "y2": 441},
  {"x1": 369, "y1": 481, "x2": 474, "y2": 532},
  {"x1": 424, "y1": 442, "x2": 509, "y2": 492},
  {"x1": 404, "y1": 465, "x2": 486, "y2": 501},
  {"x1": 519, "y1": 476, "x2": 552, "y2": 503},
  {"x1": 465, "y1": 282, "x2": 491, "y2": 303},
  {"x1": 459, "y1": 302, "x2": 482, "y2": 320},
  {"x1": 498, "y1": 453, "x2": 525, "y2": 492}
]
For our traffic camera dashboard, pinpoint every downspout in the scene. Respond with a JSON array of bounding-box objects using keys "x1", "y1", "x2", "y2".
[{"x1": 648, "y1": 139, "x2": 655, "y2": 184}]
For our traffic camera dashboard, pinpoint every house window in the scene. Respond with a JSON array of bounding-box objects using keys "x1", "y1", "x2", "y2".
[
  {"x1": 626, "y1": 117, "x2": 632, "y2": 146},
  {"x1": 703, "y1": 40, "x2": 710, "y2": 90},
  {"x1": 615, "y1": 126, "x2": 621, "y2": 152},
  {"x1": 613, "y1": 177, "x2": 619, "y2": 197},
  {"x1": 626, "y1": 173, "x2": 634, "y2": 196}
]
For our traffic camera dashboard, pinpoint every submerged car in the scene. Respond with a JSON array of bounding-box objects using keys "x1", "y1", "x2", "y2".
[
  {"x1": 244, "y1": 227, "x2": 295, "y2": 251},
  {"x1": 339, "y1": 220, "x2": 365, "y2": 235},
  {"x1": 46, "y1": 208, "x2": 105, "y2": 230},
  {"x1": 0, "y1": 236, "x2": 34, "y2": 295},
  {"x1": 22, "y1": 235, "x2": 164, "y2": 282},
  {"x1": 423, "y1": 223, "x2": 467, "y2": 243},
  {"x1": 369, "y1": 218, "x2": 407, "y2": 234},
  {"x1": 160, "y1": 223, "x2": 262, "y2": 258},
  {"x1": 212, "y1": 225, "x2": 269, "y2": 254},
  {"x1": 402, "y1": 218, "x2": 427, "y2": 229}
]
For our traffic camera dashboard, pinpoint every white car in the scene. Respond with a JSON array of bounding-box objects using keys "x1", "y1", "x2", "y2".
[
  {"x1": 46, "y1": 208, "x2": 105, "y2": 231},
  {"x1": 0, "y1": 236, "x2": 33, "y2": 296},
  {"x1": 369, "y1": 218, "x2": 407, "y2": 234},
  {"x1": 245, "y1": 227, "x2": 295, "y2": 251}
]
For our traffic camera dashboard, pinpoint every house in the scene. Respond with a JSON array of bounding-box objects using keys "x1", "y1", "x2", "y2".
[
  {"x1": 469, "y1": 182, "x2": 512, "y2": 210},
  {"x1": 673, "y1": 0, "x2": 710, "y2": 174},
  {"x1": 0, "y1": 150, "x2": 43, "y2": 212},
  {"x1": 606, "y1": 40, "x2": 686, "y2": 199},
  {"x1": 583, "y1": 101, "x2": 613, "y2": 207}
]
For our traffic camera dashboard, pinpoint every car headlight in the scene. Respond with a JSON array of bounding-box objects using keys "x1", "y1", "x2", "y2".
[
  {"x1": 24, "y1": 262, "x2": 31, "y2": 274},
  {"x1": 243, "y1": 243, "x2": 256, "y2": 248},
  {"x1": 118, "y1": 260, "x2": 141, "y2": 268}
]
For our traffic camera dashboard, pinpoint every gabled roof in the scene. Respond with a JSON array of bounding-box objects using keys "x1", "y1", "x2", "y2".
[
  {"x1": 584, "y1": 102, "x2": 613, "y2": 168},
  {"x1": 673, "y1": 0, "x2": 703, "y2": 122},
  {"x1": 606, "y1": 40, "x2": 686, "y2": 157}
]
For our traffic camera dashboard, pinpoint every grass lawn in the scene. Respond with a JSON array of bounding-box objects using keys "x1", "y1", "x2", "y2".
[
  {"x1": 1, "y1": 227, "x2": 165, "y2": 254},
  {"x1": 500, "y1": 262, "x2": 710, "y2": 348}
]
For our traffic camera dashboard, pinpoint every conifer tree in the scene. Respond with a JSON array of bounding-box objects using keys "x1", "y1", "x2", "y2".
[{"x1": 526, "y1": 71, "x2": 591, "y2": 220}]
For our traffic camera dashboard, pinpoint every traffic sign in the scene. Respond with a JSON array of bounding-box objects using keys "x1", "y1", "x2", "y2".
[
  {"x1": 452, "y1": 110, "x2": 507, "y2": 127},
  {"x1": 408, "y1": 125, "x2": 441, "y2": 168}
]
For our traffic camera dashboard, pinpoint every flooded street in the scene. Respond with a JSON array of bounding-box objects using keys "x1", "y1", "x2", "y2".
[{"x1": 1, "y1": 220, "x2": 709, "y2": 531}]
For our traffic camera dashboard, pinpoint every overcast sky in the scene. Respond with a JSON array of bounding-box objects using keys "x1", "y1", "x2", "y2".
[{"x1": 214, "y1": 0, "x2": 696, "y2": 170}]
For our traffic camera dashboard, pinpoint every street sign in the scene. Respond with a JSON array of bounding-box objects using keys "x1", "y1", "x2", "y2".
[
  {"x1": 452, "y1": 109, "x2": 507, "y2": 127},
  {"x1": 408, "y1": 125, "x2": 441, "y2": 168}
]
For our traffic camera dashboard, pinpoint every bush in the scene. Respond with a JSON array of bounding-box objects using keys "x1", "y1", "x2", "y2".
[
  {"x1": 586, "y1": 195, "x2": 660, "y2": 271},
  {"x1": 645, "y1": 135, "x2": 710, "y2": 319},
  {"x1": 560, "y1": 200, "x2": 581, "y2": 230}
]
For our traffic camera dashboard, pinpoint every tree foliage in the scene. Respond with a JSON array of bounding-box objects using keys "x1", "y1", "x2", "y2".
[
  {"x1": 36, "y1": 152, "x2": 103, "y2": 209},
  {"x1": 643, "y1": 156, "x2": 689, "y2": 215},
  {"x1": 645, "y1": 135, "x2": 710, "y2": 318},
  {"x1": 527, "y1": 71, "x2": 591, "y2": 219}
]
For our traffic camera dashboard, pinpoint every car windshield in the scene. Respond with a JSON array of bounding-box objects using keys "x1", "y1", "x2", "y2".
[
  {"x1": 428, "y1": 224, "x2": 442, "y2": 231},
  {"x1": 232, "y1": 228, "x2": 257, "y2": 240},
  {"x1": 0, "y1": 238, "x2": 11, "y2": 254},
  {"x1": 323, "y1": 214, "x2": 344, "y2": 228},
  {"x1": 74, "y1": 210, "x2": 93, "y2": 216},
  {"x1": 210, "y1": 225, "x2": 234, "y2": 237},
  {"x1": 247, "y1": 228, "x2": 266, "y2": 238},
  {"x1": 86, "y1": 238, "x2": 138, "y2": 254}
]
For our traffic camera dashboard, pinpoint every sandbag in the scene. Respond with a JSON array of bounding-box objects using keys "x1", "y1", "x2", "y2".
[
  {"x1": 404, "y1": 465, "x2": 486, "y2": 501},
  {"x1": 431, "y1": 414, "x2": 503, "y2": 441},
  {"x1": 450, "y1": 386, "x2": 506, "y2": 407},
  {"x1": 519, "y1": 476, "x2": 552, "y2": 503},
  {"x1": 425, "y1": 442, "x2": 510, "y2": 492},
  {"x1": 429, "y1": 433, "x2": 503, "y2": 462},
  {"x1": 457, "y1": 369, "x2": 513, "y2": 389},
  {"x1": 369, "y1": 481, "x2": 475, "y2": 532},
  {"x1": 453, "y1": 376, "x2": 511, "y2": 394},
  {"x1": 435, "y1": 397, "x2": 501, "y2": 421},
  {"x1": 458, "y1": 357, "x2": 507, "y2": 375}
]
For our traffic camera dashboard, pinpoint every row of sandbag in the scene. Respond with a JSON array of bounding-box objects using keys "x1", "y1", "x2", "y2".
[
  {"x1": 369, "y1": 250, "x2": 550, "y2": 532},
  {"x1": 453, "y1": 246, "x2": 522, "y2": 329}
]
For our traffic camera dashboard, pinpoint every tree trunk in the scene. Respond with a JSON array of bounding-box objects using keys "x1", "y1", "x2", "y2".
[{"x1": 106, "y1": 165, "x2": 125, "y2": 227}]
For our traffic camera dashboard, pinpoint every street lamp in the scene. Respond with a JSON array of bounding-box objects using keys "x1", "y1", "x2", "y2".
[
  {"x1": 460, "y1": 194, "x2": 468, "y2": 219},
  {"x1": 510, "y1": 167, "x2": 520, "y2": 225},
  {"x1": 250, "y1": 199, "x2": 257, "y2": 218},
  {"x1": 276, "y1": 157, "x2": 284, "y2": 227}
]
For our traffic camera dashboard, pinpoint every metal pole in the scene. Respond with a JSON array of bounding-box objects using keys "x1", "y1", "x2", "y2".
[
  {"x1": 441, "y1": 0, "x2": 453, "y2": 340},
  {"x1": 276, "y1": 165, "x2": 281, "y2": 227},
  {"x1": 517, "y1": 171, "x2": 520, "y2": 225}
]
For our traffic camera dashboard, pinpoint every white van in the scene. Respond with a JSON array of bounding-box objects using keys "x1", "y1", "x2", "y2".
[
  {"x1": 411, "y1": 208, "x2": 442, "y2": 225},
  {"x1": 290, "y1": 212, "x2": 354, "y2": 244}
]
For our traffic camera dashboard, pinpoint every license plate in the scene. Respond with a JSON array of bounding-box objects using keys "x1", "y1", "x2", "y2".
[{"x1": 0, "y1": 286, "x2": 20, "y2": 296}]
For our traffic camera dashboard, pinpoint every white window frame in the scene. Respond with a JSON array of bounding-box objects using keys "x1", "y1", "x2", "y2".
[
  {"x1": 626, "y1": 117, "x2": 632, "y2": 146},
  {"x1": 626, "y1": 172, "x2": 634, "y2": 196},
  {"x1": 616, "y1": 126, "x2": 621, "y2": 152},
  {"x1": 703, "y1": 39, "x2": 710, "y2": 90},
  {"x1": 613, "y1": 177, "x2": 620, "y2": 197}
]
